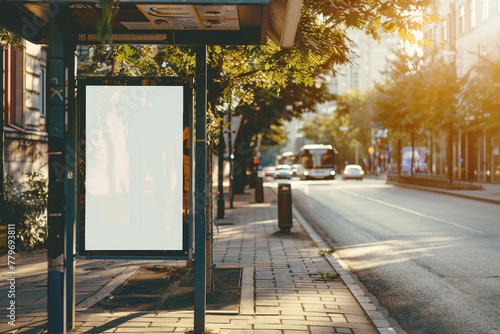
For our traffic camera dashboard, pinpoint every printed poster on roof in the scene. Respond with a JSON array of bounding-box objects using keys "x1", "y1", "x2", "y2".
[
  {"x1": 195, "y1": 5, "x2": 240, "y2": 30},
  {"x1": 136, "y1": 4, "x2": 202, "y2": 29},
  {"x1": 135, "y1": 4, "x2": 240, "y2": 30}
]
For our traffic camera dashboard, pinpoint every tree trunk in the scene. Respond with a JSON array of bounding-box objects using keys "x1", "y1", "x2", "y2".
[{"x1": 411, "y1": 129, "x2": 415, "y2": 176}]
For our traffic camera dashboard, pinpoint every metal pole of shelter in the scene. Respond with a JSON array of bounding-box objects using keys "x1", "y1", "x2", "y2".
[
  {"x1": 0, "y1": 46, "x2": 4, "y2": 207},
  {"x1": 47, "y1": 14, "x2": 67, "y2": 333},
  {"x1": 65, "y1": 41, "x2": 77, "y2": 330},
  {"x1": 228, "y1": 108, "x2": 233, "y2": 209},
  {"x1": 194, "y1": 45, "x2": 207, "y2": 333}
]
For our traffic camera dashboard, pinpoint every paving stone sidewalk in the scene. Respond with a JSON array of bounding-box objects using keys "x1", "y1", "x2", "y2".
[{"x1": 0, "y1": 185, "x2": 387, "y2": 334}]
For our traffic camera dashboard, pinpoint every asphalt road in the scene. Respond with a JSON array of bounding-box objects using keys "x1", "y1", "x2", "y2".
[{"x1": 284, "y1": 178, "x2": 500, "y2": 334}]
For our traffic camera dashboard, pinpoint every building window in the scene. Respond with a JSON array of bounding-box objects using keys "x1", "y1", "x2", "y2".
[
  {"x1": 39, "y1": 67, "x2": 46, "y2": 117},
  {"x1": 442, "y1": 20, "x2": 448, "y2": 41},
  {"x1": 470, "y1": 0, "x2": 477, "y2": 28},
  {"x1": 6, "y1": 48, "x2": 25, "y2": 129},
  {"x1": 482, "y1": 0, "x2": 489, "y2": 21},
  {"x1": 459, "y1": 5, "x2": 466, "y2": 34}
]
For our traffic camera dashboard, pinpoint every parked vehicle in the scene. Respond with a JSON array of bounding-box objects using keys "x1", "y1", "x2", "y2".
[
  {"x1": 342, "y1": 164, "x2": 364, "y2": 181},
  {"x1": 274, "y1": 164, "x2": 292, "y2": 179},
  {"x1": 262, "y1": 166, "x2": 275, "y2": 178}
]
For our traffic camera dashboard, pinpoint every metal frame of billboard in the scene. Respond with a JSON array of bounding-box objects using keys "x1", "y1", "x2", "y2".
[{"x1": 76, "y1": 76, "x2": 193, "y2": 259}]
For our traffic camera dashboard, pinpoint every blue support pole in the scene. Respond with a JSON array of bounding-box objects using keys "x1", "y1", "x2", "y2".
[
  {"x1": 193, "y1": 46, "x2": 207, "y2": 333},
  {"x1": 47, "y1": 14, "x2": 67, "y2": 334},
  {"x1": 0, "y1": 46, "x2": 4, "y2": 207},
  {"x1": 65, "y1": 40, "x2": 77, "y2": 331}
]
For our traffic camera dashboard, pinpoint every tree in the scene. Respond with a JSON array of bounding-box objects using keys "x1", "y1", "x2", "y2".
[
  {"x1": 300, "y1": 89, "x2": 375, "y2": 168},
  {"x1": 0, "y1": 29, "x2": 23, "y2": 49},
  {"x1": 370, "y1": 47, "x2": 459, "y2": 175},
  {"x1": 373, "y1": 50, "x2": 422, "y2": 134},
  {"x1": 76, "y1": 0, "x2": 437, "y2": 189},
  {"x1": 225, "y1": 0, "x2": 436, "y2": 187},
  {"x1": 1, "y1": 172, "x2": 48, "y2": 248},
  {"x1": 301, "y1": 114, "x2": 336, "y2": 147},
  {"x1": 457, "y1": 45, "x2": 500, "y2": 131}
]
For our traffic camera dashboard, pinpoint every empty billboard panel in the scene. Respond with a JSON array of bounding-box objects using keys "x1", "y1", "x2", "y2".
[{"x1": 78, "y1": 78, "x2": 191, "y2": 258}]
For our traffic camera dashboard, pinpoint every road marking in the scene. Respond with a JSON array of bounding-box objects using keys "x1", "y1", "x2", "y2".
[{"x1": 340, "y1": 189, "x2": 486, "y2": 235}]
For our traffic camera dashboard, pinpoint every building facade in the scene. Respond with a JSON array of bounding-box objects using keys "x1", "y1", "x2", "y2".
[
  {"x1": 2, "y1": 41, "x2": 48, "y2": 187},
  {"x1": 425, "y1": 0, "x2": 500, "y2": 183},
  {"x1": 332, "y1": 30, "x2": 401, "y2": 96}
]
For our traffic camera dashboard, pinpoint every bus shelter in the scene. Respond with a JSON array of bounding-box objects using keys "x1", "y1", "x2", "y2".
[{"x1": 0, "y1": 0, "x2": 303, "y2": 332}]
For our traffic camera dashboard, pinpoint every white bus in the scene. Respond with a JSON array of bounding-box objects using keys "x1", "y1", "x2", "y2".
[
  {"x1": 275, "y1": 151, "x2": 298, "y2": 166},
  {"x1": 297, "y1": 144, "x2": 337, "y2": 180}
]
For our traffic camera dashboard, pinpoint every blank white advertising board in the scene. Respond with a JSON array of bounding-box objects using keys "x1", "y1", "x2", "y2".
[{"x1": 81, "y1": 79, "x2": 190, "y2": 257}]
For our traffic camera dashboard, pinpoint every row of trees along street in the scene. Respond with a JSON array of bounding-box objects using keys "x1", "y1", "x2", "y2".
[
  {"x1": 301, "y1": 46, "x2": 500, "y2": 180},
  {"x1": 75, "y1": 0, "x2": 442, "y2": 221},
  {"x1": 3, "y1": 0, "x2": 446, "y2": 247}
]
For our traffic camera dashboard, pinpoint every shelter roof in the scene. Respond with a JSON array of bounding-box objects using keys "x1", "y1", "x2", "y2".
[{"x1": 0, "y1": 0, "x2": 302, "y2": 47}]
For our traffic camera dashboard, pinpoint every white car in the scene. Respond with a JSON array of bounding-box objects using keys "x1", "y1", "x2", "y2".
[
  {"x1": 274, "y1": 164, "x2": 292, "y2": 179},
  {"x1": 262, "y1": 166, "x2": 275, "y2": 179},
  {"x1": 342, "y1": 164, "x2": 364, "y2": 181}
]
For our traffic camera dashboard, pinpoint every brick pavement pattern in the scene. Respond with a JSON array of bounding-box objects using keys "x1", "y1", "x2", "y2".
[{"x1": 0, "y1": 186, "x2": 380, "y2": 334}]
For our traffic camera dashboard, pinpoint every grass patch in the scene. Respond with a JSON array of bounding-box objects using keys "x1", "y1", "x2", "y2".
[
  {"x1": 316, "y1": 270, "x2": 340, "y2": 280},
  {"x1": 318, "y1": 249, "x2": 335, "y2": 256}
]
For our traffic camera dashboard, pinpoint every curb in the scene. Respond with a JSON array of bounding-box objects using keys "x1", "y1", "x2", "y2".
[
  {"x1": 290, "y1": 198, "x2": 397, "y2": 334},
  {"x1": 389, "y1": 182, "x2": 500, "y2": 205},
  {"x1": 268, "y1": 185, "x2": 395, "y2": 334}
]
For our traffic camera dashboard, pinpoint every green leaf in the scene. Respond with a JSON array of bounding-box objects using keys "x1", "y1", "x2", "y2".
[{"x1": 0, "y1": 29, "x2": 24, "y2": 49}]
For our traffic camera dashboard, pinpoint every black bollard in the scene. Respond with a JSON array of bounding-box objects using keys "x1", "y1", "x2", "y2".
[
  {"x1": 277, "y1": 183, "x2": 292, "y2": 232},
  {"x1": 255, "y1": 177, "x2": 264, "y2": 203}
]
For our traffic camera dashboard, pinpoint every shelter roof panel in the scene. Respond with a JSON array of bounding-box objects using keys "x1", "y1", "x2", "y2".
[{"x1": 1, "y1": 0, "x2": 301, "y2": 47}]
